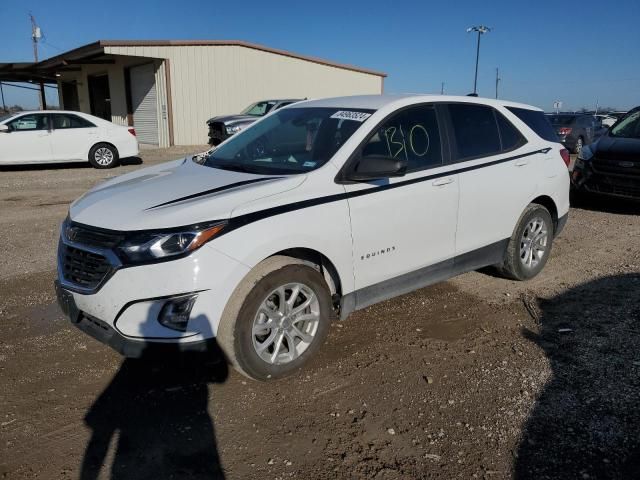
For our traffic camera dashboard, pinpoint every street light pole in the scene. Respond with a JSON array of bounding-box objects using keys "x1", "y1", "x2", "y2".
[{"x1": 467, "y1": 25, "x2": 491, "y2": 96}]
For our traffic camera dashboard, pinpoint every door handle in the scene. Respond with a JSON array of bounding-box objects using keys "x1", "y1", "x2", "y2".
[
  {"x1": 432, "y1": 177, "x2": 454, "y2": 186},
  {"x1": 515, "y1": 160, "x2": 529, "y2": 167}
]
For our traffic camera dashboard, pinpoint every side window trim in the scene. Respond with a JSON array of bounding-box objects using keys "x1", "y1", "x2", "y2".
[{"x1": 335, "y1": 102, "x2": 450, "y2": 184}]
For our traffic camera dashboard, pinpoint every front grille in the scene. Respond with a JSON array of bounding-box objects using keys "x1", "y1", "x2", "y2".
[
  {"x1": 208, "y1": 122, "x2": 227, "y2": 142},
  {"x1": 592, "y1": 159, "x2": 640, "y2": 177},
  {"x1": 61, "y1": 245, "x2": 113, "y2": 290},
  {"x1": 65, "y1": 223, "x2": 124, "y2": 248}
]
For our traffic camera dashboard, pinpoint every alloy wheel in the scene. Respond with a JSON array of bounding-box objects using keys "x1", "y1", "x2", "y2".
[
  {"x1": 94, "y1": 147, "x2": 114, "y2": 166},
  {"x1": 519, "y1": 216, "x2": 549, "y2": 269},
  {"x1": 252, "y1": 282, "x2": 320, "y2": 365}
]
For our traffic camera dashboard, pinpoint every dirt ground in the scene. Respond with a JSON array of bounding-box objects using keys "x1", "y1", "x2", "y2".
[{"x1": 1, "y1": 148, "x2": 639, "y2": 480}]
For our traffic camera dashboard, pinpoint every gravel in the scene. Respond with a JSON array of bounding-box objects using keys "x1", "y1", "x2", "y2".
[{"x1": 0, "y1": 152, "x2": 639, "y2": 479}]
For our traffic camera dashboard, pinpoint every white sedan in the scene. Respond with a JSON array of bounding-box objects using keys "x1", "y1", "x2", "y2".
[{"x1": 0, "y1": 111, "x2": 139, "y2": 168}]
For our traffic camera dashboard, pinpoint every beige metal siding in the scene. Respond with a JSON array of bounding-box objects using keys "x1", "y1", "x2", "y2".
[{"x1": 104, "y1": 45, "x2": 383, "y2": 145}]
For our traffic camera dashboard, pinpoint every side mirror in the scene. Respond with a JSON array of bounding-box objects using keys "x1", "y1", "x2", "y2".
[
  {"x1": 0, "y1": 124, "x2": 9, "y2": 133},
  {"x1": 346, "y1": 154, "x2": 407, "y2": 181}
]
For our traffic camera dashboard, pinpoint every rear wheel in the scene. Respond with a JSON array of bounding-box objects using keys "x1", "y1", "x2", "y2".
[
  {"x1": 89, "y1": 143, "x2": 119, "y2": 169},
  {"x1": 217, "y1": 256, "x2": 333, "y2": 381},
  {"x1": 498, "y1": 204, "x2": 553, "y2": 281}
]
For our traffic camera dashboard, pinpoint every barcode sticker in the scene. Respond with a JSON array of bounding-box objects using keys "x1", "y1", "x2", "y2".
[{"x1": 330, "y1": 111, "x2": 372, "y2": 122}]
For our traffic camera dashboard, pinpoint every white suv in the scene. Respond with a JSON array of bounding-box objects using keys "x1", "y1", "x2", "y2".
[{"x1": 56, "y1": 95, "x2": 570, "y2": 380}]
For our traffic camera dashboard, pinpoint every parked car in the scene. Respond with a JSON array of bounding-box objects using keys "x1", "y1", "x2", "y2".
[
  {"x1": 572, "y1": 106, "x2": 640, "y2": 200},
  {"x1": 0, "y1": 111, "x2": 138, "y2": 168},
  {"x1": 55, "y1": 95, "x2": 570, "y2": 381},
  {"x1": 595, "y1": 114, "x2": 618, "y2": 128},
  {"x1": 545, "y1": 113, "x2": 603, "y2": 154},
  {"x1": 206, "y1": 99, "x2": 302, "y2": 145}
]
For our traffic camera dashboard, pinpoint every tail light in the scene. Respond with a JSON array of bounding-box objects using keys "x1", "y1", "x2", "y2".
[
  {"x1": 558, "y1": 127, "x2": 572, "y2": 136},
  {"x1": 560, "y1": 148, "x2": 571, "y2": 168},
  {"x1": 128, "y1": 128, "x2": 136, "y2": 137}
]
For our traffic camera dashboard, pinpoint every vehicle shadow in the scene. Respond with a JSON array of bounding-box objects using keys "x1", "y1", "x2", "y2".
[
  {"x1": 570, "y1": 190, "x2": 640, "y2": 215},
  {"x1": 0, "y1": 157, "x2": 142, "y2": 172},
  {"x1": 515, "y1": 273, "x2": 640, "y2": 479},
  {"x1": 79, "y1": 313, "x2": 228, "y2": 479}
]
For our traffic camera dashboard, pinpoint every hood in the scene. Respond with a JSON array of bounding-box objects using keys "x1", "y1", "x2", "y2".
[
  {"x1": 592, "y1": 134, "x2": 640, "y2": 162},
  {"x1": 70, "y1": 158, "x2": 305, "y2": 231},
  {"x1": 206, "y1": 114, "x2": 258, "y2": 126}
]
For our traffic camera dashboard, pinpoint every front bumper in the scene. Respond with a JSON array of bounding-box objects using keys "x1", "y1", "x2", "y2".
[
  {"x1": 572, "y1": 159, "x2": 640, "y2": 200},
  {"x1": 56, "y1": 280, "x2": 210, "y2": 356},
  {"x1": 55, "y1": 238, "x2": 251, "y2": 353}
]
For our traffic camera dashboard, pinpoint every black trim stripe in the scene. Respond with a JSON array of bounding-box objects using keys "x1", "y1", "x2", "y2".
[
  {"x1": 221, "y1": 148, "x2": 551, "y2": 235},
  {"x1": 146, "y1": 177, "x2": 282, "y2": 210}
]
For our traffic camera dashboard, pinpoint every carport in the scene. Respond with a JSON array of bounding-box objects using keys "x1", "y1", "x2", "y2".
[{"x1": 1, "y1": 44, "x2": 171, "y2": 147}]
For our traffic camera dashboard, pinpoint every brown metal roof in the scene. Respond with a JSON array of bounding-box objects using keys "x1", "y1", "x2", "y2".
[
  {"x1": 98, "y1": 40, "x2": 386, "y2": 77},
  {"x1": 1, "y1": 40, "x2": 386, "y2": 84}
]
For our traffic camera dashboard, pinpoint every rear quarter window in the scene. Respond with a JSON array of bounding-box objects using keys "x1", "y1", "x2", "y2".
[{"x1": 507, "y1": 107, "x2": 558, "y2": 142}]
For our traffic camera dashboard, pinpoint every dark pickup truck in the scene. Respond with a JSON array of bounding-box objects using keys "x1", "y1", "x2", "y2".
[{"x1": 206, "y1": 99, "x2": 302, "y2": 145}]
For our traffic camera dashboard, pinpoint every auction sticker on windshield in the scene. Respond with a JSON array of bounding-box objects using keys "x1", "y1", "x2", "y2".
[{"x1": 330, "y1": 111, "x2": 372, "y2": 122}]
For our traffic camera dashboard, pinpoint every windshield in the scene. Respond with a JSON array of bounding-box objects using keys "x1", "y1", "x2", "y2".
[
  {"x1": 202, "y1": 107, "x2": 374, "y2": 175},
  {"x1": 241, "y1": 101, "x2": 277, "y2": 117},
  {"x1": 610, "y1": 110, "x2": 640, "y2": 139},
  {"x1": 546, "y1": 115, "x2": 576, "y2": 126}
]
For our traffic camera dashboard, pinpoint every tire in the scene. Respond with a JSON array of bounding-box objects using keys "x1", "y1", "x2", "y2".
[
  {"x1": 498, "y1": 204, "x2": 554, "y2": 281},
  {"x1": 573, "y1": 136, "x2": 584, "y2": 155},
  {"x1": 217, "y1": 256, "x2": 333, "y2": 381},
  {"x1": 88, "y1": 143, "x2": 119, "y2": 169}
]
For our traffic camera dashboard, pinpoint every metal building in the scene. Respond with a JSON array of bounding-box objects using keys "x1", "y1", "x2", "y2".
[{"x1": 0, "y1": 40, "x2": 386, "y2": 147}]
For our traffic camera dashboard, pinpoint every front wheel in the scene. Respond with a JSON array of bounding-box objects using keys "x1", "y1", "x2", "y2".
[
  {"x1": 217, "y1": 256, "x2": 333, "y2": 381},
  {"x1": 498, "y1": 204, "x2": 553, "y2": 281},
  {"x1": 89, "y1": 143, "x2": 119, "y2": 169}
]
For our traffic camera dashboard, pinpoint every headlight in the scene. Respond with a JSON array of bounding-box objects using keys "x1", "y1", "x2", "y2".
[
  {"x1": 118, "y1": 222, "x2": 226, "y2": 263},
  {"x1": 226, "y1": 124, "x2": 245, "y2": 135},
  {"x1": 577, "y1": 144, "x2": 593, "y2": 162}
]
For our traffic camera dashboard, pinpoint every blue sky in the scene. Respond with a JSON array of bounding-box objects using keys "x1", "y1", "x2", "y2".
[{"x1": 1, "y1": 0, "x2": 638, "y2": 111}]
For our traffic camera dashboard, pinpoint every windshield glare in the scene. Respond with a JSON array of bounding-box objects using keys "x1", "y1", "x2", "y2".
[
  {"x1": 610, "y1": 110, "x2": 640, "y2": 139},
  {"x1": 241, "y1": 101, "x2": 277, "y2": 117},
  {"x1": 202, "y1": 107, "x2": 374, "y2": 175}
]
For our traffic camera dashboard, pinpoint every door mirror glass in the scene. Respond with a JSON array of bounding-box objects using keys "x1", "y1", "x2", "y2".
[
  {"x1": 347, "y1": 154, "x2": 407, "y2": 181},
  {"x1": 0, "y1": 124, "x2": 9, "y2": 133}
]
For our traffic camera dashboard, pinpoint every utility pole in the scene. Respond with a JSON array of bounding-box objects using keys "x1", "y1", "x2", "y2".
[
  {"x1": 440, "y1": 82, "x2": 445, "y2": 95},
  {"x1": 467, "y1": 25, "x2": 491, "y2": 96},
  {"x1": 30, "y1": 13, "x2": 46, "y2": 110},
  {"x1": 495, "y1": 68, "x2": 500, "y2": 99}
]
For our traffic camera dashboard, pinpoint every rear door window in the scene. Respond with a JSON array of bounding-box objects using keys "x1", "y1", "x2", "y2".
[
  {"x1": 508, "y1": 107, "x2": 558, "y2": 142},
  {"x1": 52, "y1": 113, "x2": 95, "y2": 129},
  {"x1": 448, "y1": 104, "x2": 501, "y2": 160}
]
